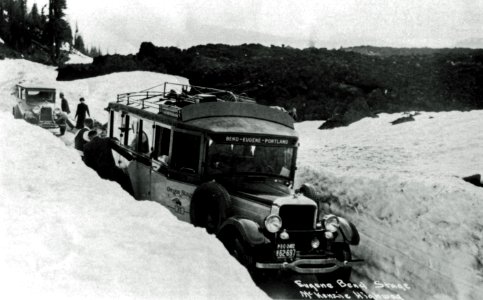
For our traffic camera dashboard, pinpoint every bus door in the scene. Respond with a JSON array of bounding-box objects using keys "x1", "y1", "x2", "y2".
[
  {"x1": 124, "y1": 116, "x2": 152, "y2": 200},
  {"x1": 151, "y1": 127, "x2": 203, "y2": 222},
  {"x1": 150, "y1": 125, "x2": 172, "y2": 208}
]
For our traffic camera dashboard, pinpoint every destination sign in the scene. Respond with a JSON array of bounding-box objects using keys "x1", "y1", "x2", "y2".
[{"x1": 213, "y1": 135, "x2": 297, "y2": 146}]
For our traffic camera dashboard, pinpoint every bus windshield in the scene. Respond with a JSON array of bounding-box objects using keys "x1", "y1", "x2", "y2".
[{"x1": 206, "y1": 141, "x2": 295, "y2": 179}]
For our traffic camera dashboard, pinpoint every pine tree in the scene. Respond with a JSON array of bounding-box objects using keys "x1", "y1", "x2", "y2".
[
  {"x1": 40, "y1": 4, "x2": 48, "y2": 45},
  {"x1": 48, "y1": 0, "x2": 72, "y2": 63},
  {"x1": 0, "y1": 0, "x2": 6, "y2": 41},
  {"x1": 18, "y1": 0, "x2": 25, "y2": 17},
  {"x1": 73, "y1": 21, "x2": 86, "y2": 54},
  {"x1": 86, "y1": 45, "x2": 101, "y2": 57},
  {"x1": 28, "y1": 3, "x2": 42, "y2": 41},
  {"x1": 9, "y1": 0, "x2": 28, "y2": 49},
  {"x1": 73, "y1": 20, "x2": 77, "y2": 44},
  {"x1": 74, "y1": 34, "x2": 85, "y2": 54},
  {"x1": 8, "y1": 0, "x2": 23, "y2": 49}
]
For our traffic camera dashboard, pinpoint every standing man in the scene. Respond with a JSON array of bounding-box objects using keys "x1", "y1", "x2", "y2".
[
  {"x1": 75, "y1": 97, "x2": 90, "y2": 129},
  {"x1": 289, "y1": 107, "x2": 298, "y2": 121},
  {"x1": 60, "y1": 92, "x2": 70, "y2": 114}
]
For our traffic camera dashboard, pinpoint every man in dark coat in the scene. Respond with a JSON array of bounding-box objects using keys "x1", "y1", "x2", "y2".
[
  {"x1": 60, "y1": 92, "x2": 70, "y2": 114},
  {"x1": 54, "y1": 109, "x2": 75, "y2": 136},
  {"x1": 83, "y1": 133, "x2": 134, "y2": 196},
  {"x1": 74, "y1": 118, "x2": 94, "y2": 157},
  {"x1": 288, "y1": 107, "x2": 298, "y2": 121},
  {"x1": 75, "y1": 97, "x2": 90, "y2": 129}
]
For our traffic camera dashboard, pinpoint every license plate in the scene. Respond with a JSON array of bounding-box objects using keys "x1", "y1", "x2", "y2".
[{"x1": 275, "y1": 243, "x2": 296, "y2": 260}]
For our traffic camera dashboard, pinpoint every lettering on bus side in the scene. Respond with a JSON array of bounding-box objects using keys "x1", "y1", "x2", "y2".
[{"x1": 221, "y1": 135, "x2": 293, "y2": 146}]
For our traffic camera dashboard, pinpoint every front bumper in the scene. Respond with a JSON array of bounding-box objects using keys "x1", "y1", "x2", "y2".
[
  {"x1": 39, "y1": 122, "x2": 60, "y2": 135},
  {"x1": 256, "y1": 257, "x2": 364, "y2": 274},
  {"x1": 47, "y1": 127, "x2": 61, "y2": 135}
]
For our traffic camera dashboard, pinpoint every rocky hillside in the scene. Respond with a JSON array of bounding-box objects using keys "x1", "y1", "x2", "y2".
[
  {"x1": 56, "y1": 43, "x2": 483, "y2": 127},
  {"x1": 0, "y1": 42, "x2": 70, "y2": 65}
]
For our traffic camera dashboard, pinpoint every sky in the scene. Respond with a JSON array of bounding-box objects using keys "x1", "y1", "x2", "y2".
[{"x1": 29, "y1": 0, "x2": 483, "y2": 54}]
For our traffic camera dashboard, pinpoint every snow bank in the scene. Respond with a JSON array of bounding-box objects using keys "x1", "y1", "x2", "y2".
[
  {"x1": 0, "y1": 59, "x2": 268, "y2": 299},
  {"x1": 0, "y1": 59, "x2": 188, "y2": 125},
  {"x1": 295, "y1": 114, "x2": 483, "y2": 300},
  {"x1": 0, "y1": 113, "x2": 268, "y2": 299},
  {"x1": 0, "y1": 59, "x2": 57, "y2": 112},
  {"x1": 66, "y1": 49, "x2": 94, "y2": 64}
]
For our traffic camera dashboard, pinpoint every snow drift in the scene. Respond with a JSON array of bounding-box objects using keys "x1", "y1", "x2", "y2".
[
  {"x1": 0, "y1": 59, "x2": 268, "y2": 299},
  {"x1": 295, "y1": 114, "x2": 483, "y2": 300},
  {"x1": 65, "y1": 49, "x2": 94, "y2": 64}
]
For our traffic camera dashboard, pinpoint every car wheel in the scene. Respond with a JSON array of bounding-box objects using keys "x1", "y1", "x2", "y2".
[
  {"x1": 13, "y1": 107, "x2": 21, "y2": 119},
  {"x1": 190, "y1": 182, "x2": 231, "y2": 234},
  {"x1": 232, "y1": 236, "x2": 254, "y2": 267},
  {"x1": 225, "y1": 234, "x2": 262, "y2": 278}
]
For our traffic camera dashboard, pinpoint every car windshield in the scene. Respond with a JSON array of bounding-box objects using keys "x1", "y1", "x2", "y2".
[
  {"x1": 26, "y1": 90, "x2": 55, "y2": 103},
  {"x1": 206, "y1": 141, "x2": 295, "y2": 179}
]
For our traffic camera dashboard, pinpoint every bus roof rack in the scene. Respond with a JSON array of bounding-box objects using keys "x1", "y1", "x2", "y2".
[{"x1": 115, "y1": 82, "x2": 257, "y2": 118}]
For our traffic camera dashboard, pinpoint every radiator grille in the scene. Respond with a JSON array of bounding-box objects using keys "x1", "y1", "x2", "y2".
[
  {"x1": 279, "y1": 205, "x2": 316, "y2": 230},
  {"x1": 40, "y1": 107, "x2": 53, "y2": 121}
]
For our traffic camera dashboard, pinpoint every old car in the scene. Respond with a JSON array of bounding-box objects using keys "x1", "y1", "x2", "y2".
[
  {"x1": 105, "y1": 82, "x2": 362, "y2": 282},
  {"x1": 12, "y1": 83, "x2": 60, "y2": 135}
]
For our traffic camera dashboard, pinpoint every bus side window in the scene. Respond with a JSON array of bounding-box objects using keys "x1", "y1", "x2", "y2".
[
  {"x1": 136, "y1": 119, "x2": 153, "y2": 155},
  {"x1": 127, "y1": 116, "x2": 140, "y2": 149},
  {"x1": 170, "y1": 131, "x2": 201, "y2": 174},
  {"x1": 111, "y1": 111, "x2": 125, "y2": 142},
  {"x1": 152, "y1": 125, "x2": 171, "y2": 163}
]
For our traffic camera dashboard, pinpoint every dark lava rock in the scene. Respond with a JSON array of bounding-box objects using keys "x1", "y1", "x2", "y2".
[
  {"x1": 463, "y1": 174, "x2": 483, "y2": 187},
  {"x1": 319, "y1": 98, "x2": 377, "y2": 130},
  {"x1": 390, "y1": 115, "x2": 415, "y2": 125}
]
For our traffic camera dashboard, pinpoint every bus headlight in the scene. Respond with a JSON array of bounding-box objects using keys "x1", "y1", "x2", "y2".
[
  {"x1": 265, "y1": 214, "x2": 282, "y2": 233},
  {"x1": 323, "y1": 215, "x2": 340, "y2": 233}
]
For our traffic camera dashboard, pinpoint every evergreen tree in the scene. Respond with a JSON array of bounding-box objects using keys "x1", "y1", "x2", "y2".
[
  {"x1": 27, "y1": 3, "x2": 42, "y2": 41},
  {"x1": 40, "y1": 4, "x2": 48, "y2": 45},
  {"x1": 74, "y1": 34, "x2": 85, "y2": 53},
  {"x1": 0, "y1": 0, "x2": 24, "y2": 48},
  {"x1": 0, "y1": 0, "x2": 6, "y2": 41},
  {"x1": 18, "y1": 0, "x2": 25, "y2": 17},
  {"x1": 17, "y1": 0, "x2": 28, "y2": 48},
  {"x1": 73, "y1": 21, "x2": 86, "y2": 53},
  {"x1": 73, "y1": 20, "x2": 77, "y2": 45},
  {"x1": 1, "y1": 0, "x2": 94, "y2": 62},
  {"x1": 8, "y1": 0, "x2": 23, "y2": 49},
  {"x1": 88, "y1": 45, "x2": 102, "y2": 57},
  {"x1": 48, "y1": 0, "x2": 72, "y2": 63}
]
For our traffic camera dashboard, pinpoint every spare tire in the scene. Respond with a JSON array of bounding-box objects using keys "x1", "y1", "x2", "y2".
[
  {"x1": 190, "y1": 181, "x2": 231, "y2": 234},
  {"x1": 13, "y1": 106, "x2": 22, "y2": 119},
  {"x1": 299, "y1": 183, "x2": 319, "y2": 201}
]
